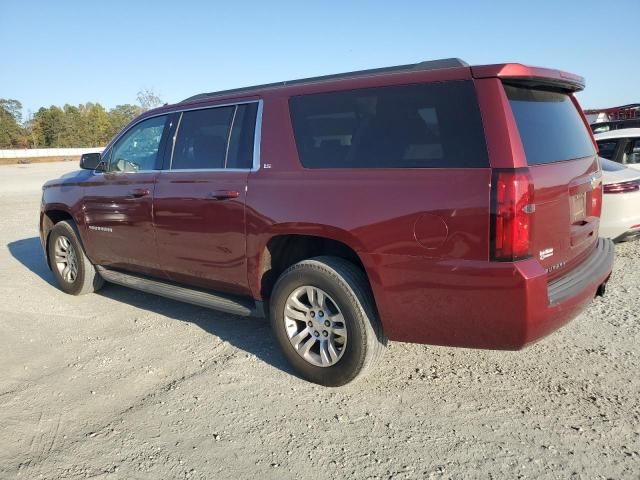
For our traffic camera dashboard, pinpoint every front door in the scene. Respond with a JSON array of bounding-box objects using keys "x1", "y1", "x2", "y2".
[
  {"x1": 83, "y1": 114, "x2": 171, "y2": 276},
  {"x1": 153, "y1": 102, "x2": 259, "y2": 295}
]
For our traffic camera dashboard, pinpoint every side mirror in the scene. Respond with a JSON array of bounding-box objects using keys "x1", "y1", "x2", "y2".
[{"x1": 80, "y1": 152, "x2": 102, "y2": 170}]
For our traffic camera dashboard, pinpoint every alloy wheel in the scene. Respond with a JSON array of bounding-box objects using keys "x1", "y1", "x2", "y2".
[
  {"x1": 54, "y1": 235, "x2": 79, "y2": 283},
  {"x1": 283, "y1": 286, "x2": 347, "y2": 367}
]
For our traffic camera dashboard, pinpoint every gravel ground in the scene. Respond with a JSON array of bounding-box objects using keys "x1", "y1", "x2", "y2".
[{"x1": 1, "y1": 161, "x2": 639, "y2": 479}]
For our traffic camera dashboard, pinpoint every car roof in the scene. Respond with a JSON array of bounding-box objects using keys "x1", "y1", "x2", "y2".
[
  {"x1": 594, "y1": 128, "x2": 640, "y2": 140},
  {"x1": 135, "y1": 59, "x2": 585, "y2": 122},
  {"x1": 182, "y1": 58, "x2": 470, "y2": 103},
  {"x1": 173, "y1": 59, "x2": 584, "y2": 107}
]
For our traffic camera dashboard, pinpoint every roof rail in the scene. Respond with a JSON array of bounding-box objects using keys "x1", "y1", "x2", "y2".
[{"x1": 181, "y1": 58, "x2": 468, "y2": 103}]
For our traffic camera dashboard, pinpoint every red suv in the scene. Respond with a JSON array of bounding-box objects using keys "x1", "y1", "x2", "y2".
[{"x1": 40, "y1": 58, "x2": 614, "y2": 386}]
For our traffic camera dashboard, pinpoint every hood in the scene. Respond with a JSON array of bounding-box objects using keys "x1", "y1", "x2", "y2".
[{"x1": 42, "y1": 168, "x2": 93, "y2": 189}]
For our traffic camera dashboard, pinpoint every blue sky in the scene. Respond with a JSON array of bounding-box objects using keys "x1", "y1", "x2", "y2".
[{"x1": 1, "y1": 0, "x2": 638, "y2": 116}]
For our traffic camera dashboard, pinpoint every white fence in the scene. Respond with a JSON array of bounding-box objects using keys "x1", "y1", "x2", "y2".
[{"x1": 0, "y1": 147, "x2": 104, "y2": 159}]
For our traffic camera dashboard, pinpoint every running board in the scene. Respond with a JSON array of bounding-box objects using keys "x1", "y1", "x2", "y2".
[{"x1": 96, "y1": 267, "x2": 263, "y2": 317}]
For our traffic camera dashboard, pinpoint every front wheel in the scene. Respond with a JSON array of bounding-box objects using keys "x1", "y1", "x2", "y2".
[
  {"x1": 48, "y1": 220, "x2": 104, "y2": 296},
  {"x1": 270, "y1": 256, "x2": 385, "y2": 386}
]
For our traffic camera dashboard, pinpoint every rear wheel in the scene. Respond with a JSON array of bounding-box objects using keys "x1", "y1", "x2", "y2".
[
  {"x1": 270, "y1": 256, "x2": 385, "y2": 386},
  {"x1": 48, "y1": 220, "x2": 104, "y2": 295}
]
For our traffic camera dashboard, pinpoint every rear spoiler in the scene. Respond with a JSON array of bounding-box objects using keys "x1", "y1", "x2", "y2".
[{"x1": 472, "y1": 63, "x2": 585, "y2": 92}]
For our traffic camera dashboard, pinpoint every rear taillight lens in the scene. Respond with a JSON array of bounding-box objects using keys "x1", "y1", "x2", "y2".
[
  {"x1": 603, "y1": 180, "x2": 640, "y2": 194},
  {"x1": 491, "y1": 169, "x2": 534, "y2": 261},
  {"x1": 590, "y1": 182, "x2": 603, "y2": 217}
]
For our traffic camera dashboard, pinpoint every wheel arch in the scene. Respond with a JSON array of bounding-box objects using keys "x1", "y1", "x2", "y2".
[
  {"x1": 253, "y1": 226, "x2": 373, "y2": 303},
  {"x1": 41, "y1": 208, "x2": 81, "y2": 270}
]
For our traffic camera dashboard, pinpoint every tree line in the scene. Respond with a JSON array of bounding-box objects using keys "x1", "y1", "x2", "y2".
[{"x1": 0, "y1": 89, "x2": 163, "y2": 149}]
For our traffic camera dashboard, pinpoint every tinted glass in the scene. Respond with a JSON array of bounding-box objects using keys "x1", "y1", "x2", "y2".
[
  {"x1": 289, "y1": 81, "x2": 488, "y2": 168},
  {"x1": 110, "y1": 115, "x2": 167, "y2": 172},
  {"x1": 172, "y1": 107, "x2": 234, "y2": 169},
  {"x1": 227, "y1": 103, "x2": 258, "y2": 169},
  {"x1": 596, "y1": 140, "x2": 618, "y2": 160},
  {"x1": 624, "y1": 139, "x2": 640, "y2": 164},
  {"x1": 505, "y1": 85, "x2": 595, "y2": 165}
]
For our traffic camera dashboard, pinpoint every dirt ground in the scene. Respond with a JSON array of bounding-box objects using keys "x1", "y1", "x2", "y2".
[
  {"x1": 0, "y1": 157, "x2": 81, "y2": 166},
  {"x1": 1, "y1": 162, "x2": 639, "y2": 479}
]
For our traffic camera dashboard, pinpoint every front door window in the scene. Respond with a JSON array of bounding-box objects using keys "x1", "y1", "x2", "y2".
[{"x1": 110, "y1": 115, "x2": 168, "y2": 172}]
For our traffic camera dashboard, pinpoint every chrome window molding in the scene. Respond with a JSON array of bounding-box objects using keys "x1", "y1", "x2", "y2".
[
  {"x1": 224, "y1": 105, "x2": 239, "y2": 169},
  {"x1": 169, "y1": 112, "x2": 183, "y2": 170},
  {"x1": 252, "y1": 100, "x2": 263, "y2": 172},
  {"x1": 166, "y1": 99, "x2": 263, "y2": 173},
  {"x1": 92, "y1": 169, "x2": 162, "y2": 176},
  {"x1": 158, "y1": 168, "x2": 255, "y2": 173},
  {"x1": 103, "y1": 99, "x2": 263, "y2": 175}
]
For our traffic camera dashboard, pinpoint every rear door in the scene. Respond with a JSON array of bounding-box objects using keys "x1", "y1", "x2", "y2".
[
  {"x1": 504, "y1": 84, "x2": 601, "y2": 278},
  {"x1": 153, "y1": 102, "x2": 259, "y2": 295}
]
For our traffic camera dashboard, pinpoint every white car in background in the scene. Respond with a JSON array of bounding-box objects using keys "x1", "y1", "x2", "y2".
[
  {"x1": 599, "y1": 157, "x2": 640, "y2": 241},
  {"x1": 594, "y1": 128, "x2": 640, "y2": 171}
]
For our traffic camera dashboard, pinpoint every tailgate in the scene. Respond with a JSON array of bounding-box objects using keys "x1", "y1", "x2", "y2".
[{"x1": 504, "y1": 83, "x2": 601, "y2": 280}]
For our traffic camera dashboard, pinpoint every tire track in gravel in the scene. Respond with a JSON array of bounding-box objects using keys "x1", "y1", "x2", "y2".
[
  {"x1": 6, "y1": 341, "x2": 241, "y2": 479},
  {"x1": 1, "y1": 162, "x2": 639, "y2": 480}
]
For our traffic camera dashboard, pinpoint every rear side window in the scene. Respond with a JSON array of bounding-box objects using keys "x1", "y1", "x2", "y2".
[
  {"x1": 624, "y1": 139, "x2": 640, "y2": 164},
  {"x1": 227, "y1": 103, "x2": 258, "y2": 169},
  {"x1": 171, "y1": 103, "x2": 258, "y2": 170},
  {"x1": 505, "y1": 85, "x2": 595, "y2": 165},
  {"x1": 596, "y1": 140, "x2": 618, "y2": 160},
  {"x1": 289, "y1": 81, "x2": 488, "y2": 168}
]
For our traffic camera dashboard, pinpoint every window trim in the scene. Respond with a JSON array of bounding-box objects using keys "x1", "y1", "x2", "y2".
[
  {"x1": 95, "y1": 99, "x2": 263, "y2": 175},
  {"x1": 166, "y1": 99, "x2": 263, "y2": 173}
]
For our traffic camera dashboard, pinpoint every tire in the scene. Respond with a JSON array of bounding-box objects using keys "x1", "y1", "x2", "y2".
[
  {"x1": 270, "y1": 256, "x2": 385, "y2": 386},
  {"x1": 48, "y1": 220, "x2": 104, "y2": 296}
]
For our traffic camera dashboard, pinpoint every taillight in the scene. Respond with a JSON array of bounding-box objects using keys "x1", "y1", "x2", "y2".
[
  {"x1": 603, "y1": 180, "x2": 640, "y2": 194},
  {"x1": 491, "y1": 169, "x2": 534, "y2": 261},
  {"x1": 590, "y1": 181, "x2": 603, "y2": 217},
  {"x1": 588, "y1": 162, "x2": 603, "y2": 217}
]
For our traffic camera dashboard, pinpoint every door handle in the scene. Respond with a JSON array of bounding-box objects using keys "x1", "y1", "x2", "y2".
[
  {"x1": 127, "y1": 188, "x2": 150, "y2": 198},
  {"x1": 207, "y1": 190, "x2": 240, "y2": 201}
]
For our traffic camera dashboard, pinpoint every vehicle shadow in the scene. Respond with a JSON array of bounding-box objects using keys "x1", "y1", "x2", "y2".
[
  {"x1": 7, "y1": 236, "x2": 295, "y2": 378},
  {"x1": 7, "y1": 236, "x2": 56, "y2": 286}
]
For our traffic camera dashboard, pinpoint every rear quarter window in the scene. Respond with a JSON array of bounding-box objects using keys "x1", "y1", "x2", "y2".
[
  {"x1": 289, "y1": 81, "x2": 489, "y2": 168},
  {"x1": 596, "y1": 140, "x2": 618, "y2": 160},
  {"x1": 505, "y1": 84, "x2": 595, "y2": 165}
]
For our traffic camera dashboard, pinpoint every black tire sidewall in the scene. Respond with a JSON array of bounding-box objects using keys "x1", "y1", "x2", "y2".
[
  {"x1": 48, "y1": 222, "x2": 88, "y2": 295},
  {"x1": 270, "y1": 262, "x2": 369, "y2": 386}
]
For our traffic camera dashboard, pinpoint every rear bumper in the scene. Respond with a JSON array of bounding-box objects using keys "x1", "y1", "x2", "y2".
[
  {"x1": 362, "y1": 238, "x2": 614, "y2": 350},
  {"x1": 547, "y1": 238, "x2": 613, "y2": 305}
]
